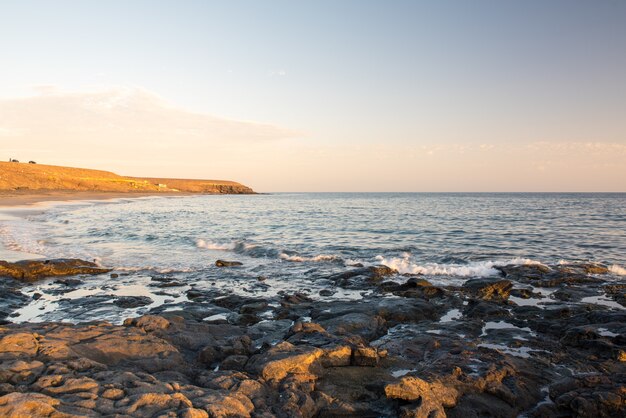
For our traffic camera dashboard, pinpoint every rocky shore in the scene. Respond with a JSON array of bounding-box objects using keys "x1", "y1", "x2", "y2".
[{"x1": 0, "y1": 259, "x2": 624, "y2": 417}]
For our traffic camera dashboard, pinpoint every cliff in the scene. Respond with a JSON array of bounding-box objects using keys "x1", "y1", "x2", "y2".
[{"x1": 0, "y1": 161, "x2": 254, "y2": 194}]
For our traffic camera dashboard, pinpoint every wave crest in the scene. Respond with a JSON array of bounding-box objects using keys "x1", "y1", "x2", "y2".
[
  {"x1": 376, "y1": 254, "x2": 545, "y2": 277},
  {"x1": 609, "y1": 264, "x2": 626, "y2": 276}
]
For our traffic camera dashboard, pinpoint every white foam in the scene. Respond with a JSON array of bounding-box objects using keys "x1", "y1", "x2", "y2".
[
  {"x1": 195, "y1": 239, "x2": 236, "y2": 251},
  {"x1": 376, "y1": 254, "x2": 545, "y2": 277},
  {"x1": 279, "y1": 253, "x2": 340, "y2": 263},
  {"x1": 597, "y1": 328, "x2": 619, "y2": 338},
  {"x1": 609, "y1": 264, "x2": 626, "y2": 276}
]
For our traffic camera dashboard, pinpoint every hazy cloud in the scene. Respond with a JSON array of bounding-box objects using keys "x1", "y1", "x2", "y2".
[{"x1": 0, "y1": 86, "x2": 299, "y2": 147}]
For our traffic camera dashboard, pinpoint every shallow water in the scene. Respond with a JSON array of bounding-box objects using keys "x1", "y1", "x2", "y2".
[{"x1": 1, "y1": 192, "x2": 625, "y2": 322}]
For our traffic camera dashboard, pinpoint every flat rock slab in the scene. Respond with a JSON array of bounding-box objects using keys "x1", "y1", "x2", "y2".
[{"x1": 0, "y1": 259, "x2": 111, "y2": 282}]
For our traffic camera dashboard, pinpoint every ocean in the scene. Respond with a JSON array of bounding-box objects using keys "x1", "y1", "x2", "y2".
[{"x1": 1, "y1": 192, "x2": 625, "y2": 322}]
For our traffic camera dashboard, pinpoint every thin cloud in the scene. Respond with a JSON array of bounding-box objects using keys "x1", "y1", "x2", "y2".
[{"x1": 0, "y1": 86, "x2": 300, "y2": 146}]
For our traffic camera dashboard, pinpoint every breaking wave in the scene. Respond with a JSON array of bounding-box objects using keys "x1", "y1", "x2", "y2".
[
  {"x1": 195, "y1": 239, "x2": 236, "y2": 251},
  {"x1": 376, "y1": 254, "x2": 545, "y2": 277},
  {"x1": 278, "y1": 253, "x2": 342, "y2": 263},
  {"x1": 609, "y1": 264, "x2": 626, "y2": 276}
]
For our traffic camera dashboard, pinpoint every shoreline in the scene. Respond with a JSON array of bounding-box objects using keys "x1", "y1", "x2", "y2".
[
  {"x1": 0, "y1": 259, "x2": 624, "y2": 416},
  {"x1": 0, "y1": 190, "x2": 197, "y2": 263},
  {"x1": 0, "y1": 190, "x2": 194, "y2": 209}
]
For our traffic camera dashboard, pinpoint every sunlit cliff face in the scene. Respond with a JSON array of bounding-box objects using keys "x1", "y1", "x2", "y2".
[{"x1": 1, "y1": 87, "x2": 625, "y2": 192}]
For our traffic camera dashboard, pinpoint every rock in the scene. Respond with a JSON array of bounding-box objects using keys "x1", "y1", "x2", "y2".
[
  {"x1": 180, "y1": 407, "x2": 209, "y2": 418},
  {"x1": 548, "y1": 374, "x2": 626, "y2": 417},
  {"x1": 113, "y1": 295, "x2": 153, "y2": 308},
  {"x1": 352, "y1": 347, "x2": 380, "y2": 366},
  {"x1": 246, "y1": 342, "x2": 324, "y2": 382},
  {"x1": 239, "y1": 301, "x2": 268, "y2": 314},
  {"x1": 385, "y1": 376, "x2": 458, "y2": 417},
  {"x1": 53, "y1": 278, "x2": 82, "y2": 286},
  {"x1": 0, "y1": 392, "x2": 66, "y2": 417},
  {"x1": 0, "y1": 258, "x2": 111, "y2": 282},
  {"x1": 221, "y1": 355, "x2": 249, "y2": 371},
  {"x1": 101, "y1": 388, "x2": 125, "y2": 400},
  {"x1": 464, "y1": 300, "x2": 511, "y2": 319},
  {"x1": 1, "y1": 360, "x2": 45, "y2": 385},
  {"x1": 387, "y1": 277, "x2": 446, "y2": 299},
  {"x1": 215, "y1": 260, "x2": 243, "y2": 267},
  {"x1": 43, "y1": 377, "x2": 99, "y2": 395},
  {"x1": 125, "y1": 392, "x2": 192, "y2": 415},
  {"x1": 124, "y1": 315, "x2": 170, "y2": 332},
  {"x1": 330, "y1": 265, "x2": 397, "y2": 288},
  {"x1": 463, "y1": 278, "x2": 513, "y2": 300},
  {"x1": 321, "y1": 313, "x2": 387, "y2": 341},
  {"x1": 0, "y1": 332, "x2": 39, "y2": 357},
  {"x1": 198, "y1": 393, "x2": 253, "y2": 417}
]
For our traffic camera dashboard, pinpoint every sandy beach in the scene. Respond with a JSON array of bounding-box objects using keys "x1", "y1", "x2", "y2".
[{"x1": 0, "y1": 189, "x2": 188, "y2": 208}]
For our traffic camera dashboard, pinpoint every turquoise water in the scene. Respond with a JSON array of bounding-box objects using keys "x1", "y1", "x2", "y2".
[{"x1": 2, "y1": 193, "x2": 625, "y2": 276}]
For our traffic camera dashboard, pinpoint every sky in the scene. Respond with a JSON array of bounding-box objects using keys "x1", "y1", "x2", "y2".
[{"x1": 0, "y1": 0, "x2": 625, "y2": 192}]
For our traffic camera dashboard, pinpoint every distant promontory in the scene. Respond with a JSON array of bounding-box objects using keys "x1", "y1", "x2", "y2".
[{"x1": 0, "y1": 161, "x2": 254, "y2": 195}]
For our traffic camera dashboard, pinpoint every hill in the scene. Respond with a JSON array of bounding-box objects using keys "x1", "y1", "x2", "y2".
[{"x1": 0, "y1": 161, "x2": 254, "y2": 194}]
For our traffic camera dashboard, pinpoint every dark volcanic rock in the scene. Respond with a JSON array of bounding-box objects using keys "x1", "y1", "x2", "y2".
[
  {"x1": 463, "y1": 277, "x2": 513, "y2": 300},
  {"x1": 0, "y1": 261, "x2": 624, "y2": 417},
  {"x1": 113, "y1": 296, "x2": 153, "y2": 309},
  {"x1": 330, "y1": 265, "x2": 397, "y2": 288},
  {"x1": 215, "y1": 260, "x2": 243, "y2": 267},
  {"x1": 0, "y1": 259, "x2": 111, "y2": 282}
]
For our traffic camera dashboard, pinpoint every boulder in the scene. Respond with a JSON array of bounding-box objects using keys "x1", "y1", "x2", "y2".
[
  {"x1": 385, "y1": 376, "x2": 458, "y2": 417},
  {"x1": 215, "y1": 260, "x2": 243, "y2": 267},
  {"x1": 0, "y1": 259, "x2": 111, "y2": 282},
  {"x1": 463, "y1": 278, "x2": 513, "y2": 300}
]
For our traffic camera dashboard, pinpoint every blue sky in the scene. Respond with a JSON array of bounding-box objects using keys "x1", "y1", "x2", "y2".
[{"x1": 1, "y1": 1, "x2": 625, "y2": 191}]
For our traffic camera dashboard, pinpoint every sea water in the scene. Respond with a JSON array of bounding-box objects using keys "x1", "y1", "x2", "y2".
[{"x1": 1, "y1": 193, "x2": 625, "y2": 322}]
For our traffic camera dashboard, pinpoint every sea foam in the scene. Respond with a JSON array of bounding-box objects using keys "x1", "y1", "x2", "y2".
[
  {"x1": 376, "y1": 253, "x2": 545, "y2": 277},
  {"x1": 609, "y1": 264, "x2": 626, "y2": 276}
]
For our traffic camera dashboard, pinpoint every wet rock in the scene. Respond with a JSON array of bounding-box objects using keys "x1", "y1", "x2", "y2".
[
  {"x1": 321, "y1": 313, "x2": 387, "y2": 341},
  {"x1": 221, "y1": 354, "x2": 249, "y2": 371},
  {"x1": 0, "y1": 281, "x2": 29, "y2": 323},
  {"x1": 319, "y1": 289, "x2": 335, "y2": 297},
  {"x1": 547, "y1": 374, "x2": 626, "y2": 417},
  {"x1": 463, "y1": 278, "x2": 513, "y2": 300},
  {"x1": 113, "y1": 295, "x2": 153, "y2": 308},
  {"x1": 330, "y1": 265, "x2": 397, "y2": 288},
  {"x1": 215, "y1": 260, "x2": 243, "y2": 267},
  {"x1": 0, "y1": 258, "x2": 111, "y2": 282},
  {"x1": 352, "y1": 347, "x2": 380, "y2": 366},
  {"x1": 53, "y1": 278, "x2": 82, "y2": 286},
  {"x1": 387, "y1": 277, "x2": 446, "y2": 299},
  {"x1": 464, "y1": 300, "x2": 511, "y2": 319},
  {"x1": 239, "y1": 301, "x2": 268, "y2": 314},
  {"x1": 498, "y1": 263, "x2": 598, "y2": 287}
]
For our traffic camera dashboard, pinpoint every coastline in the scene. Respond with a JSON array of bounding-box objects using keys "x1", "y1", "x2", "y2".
[
  {"x1": 0, "y1": 189, "x2": 193, "y2": 208},
  {"x1": 0, "y1": 194, "x2": 624, "y2": 416},
  {"x1": 0, "y1": 190, "x2": 194, "y2": 263}
]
